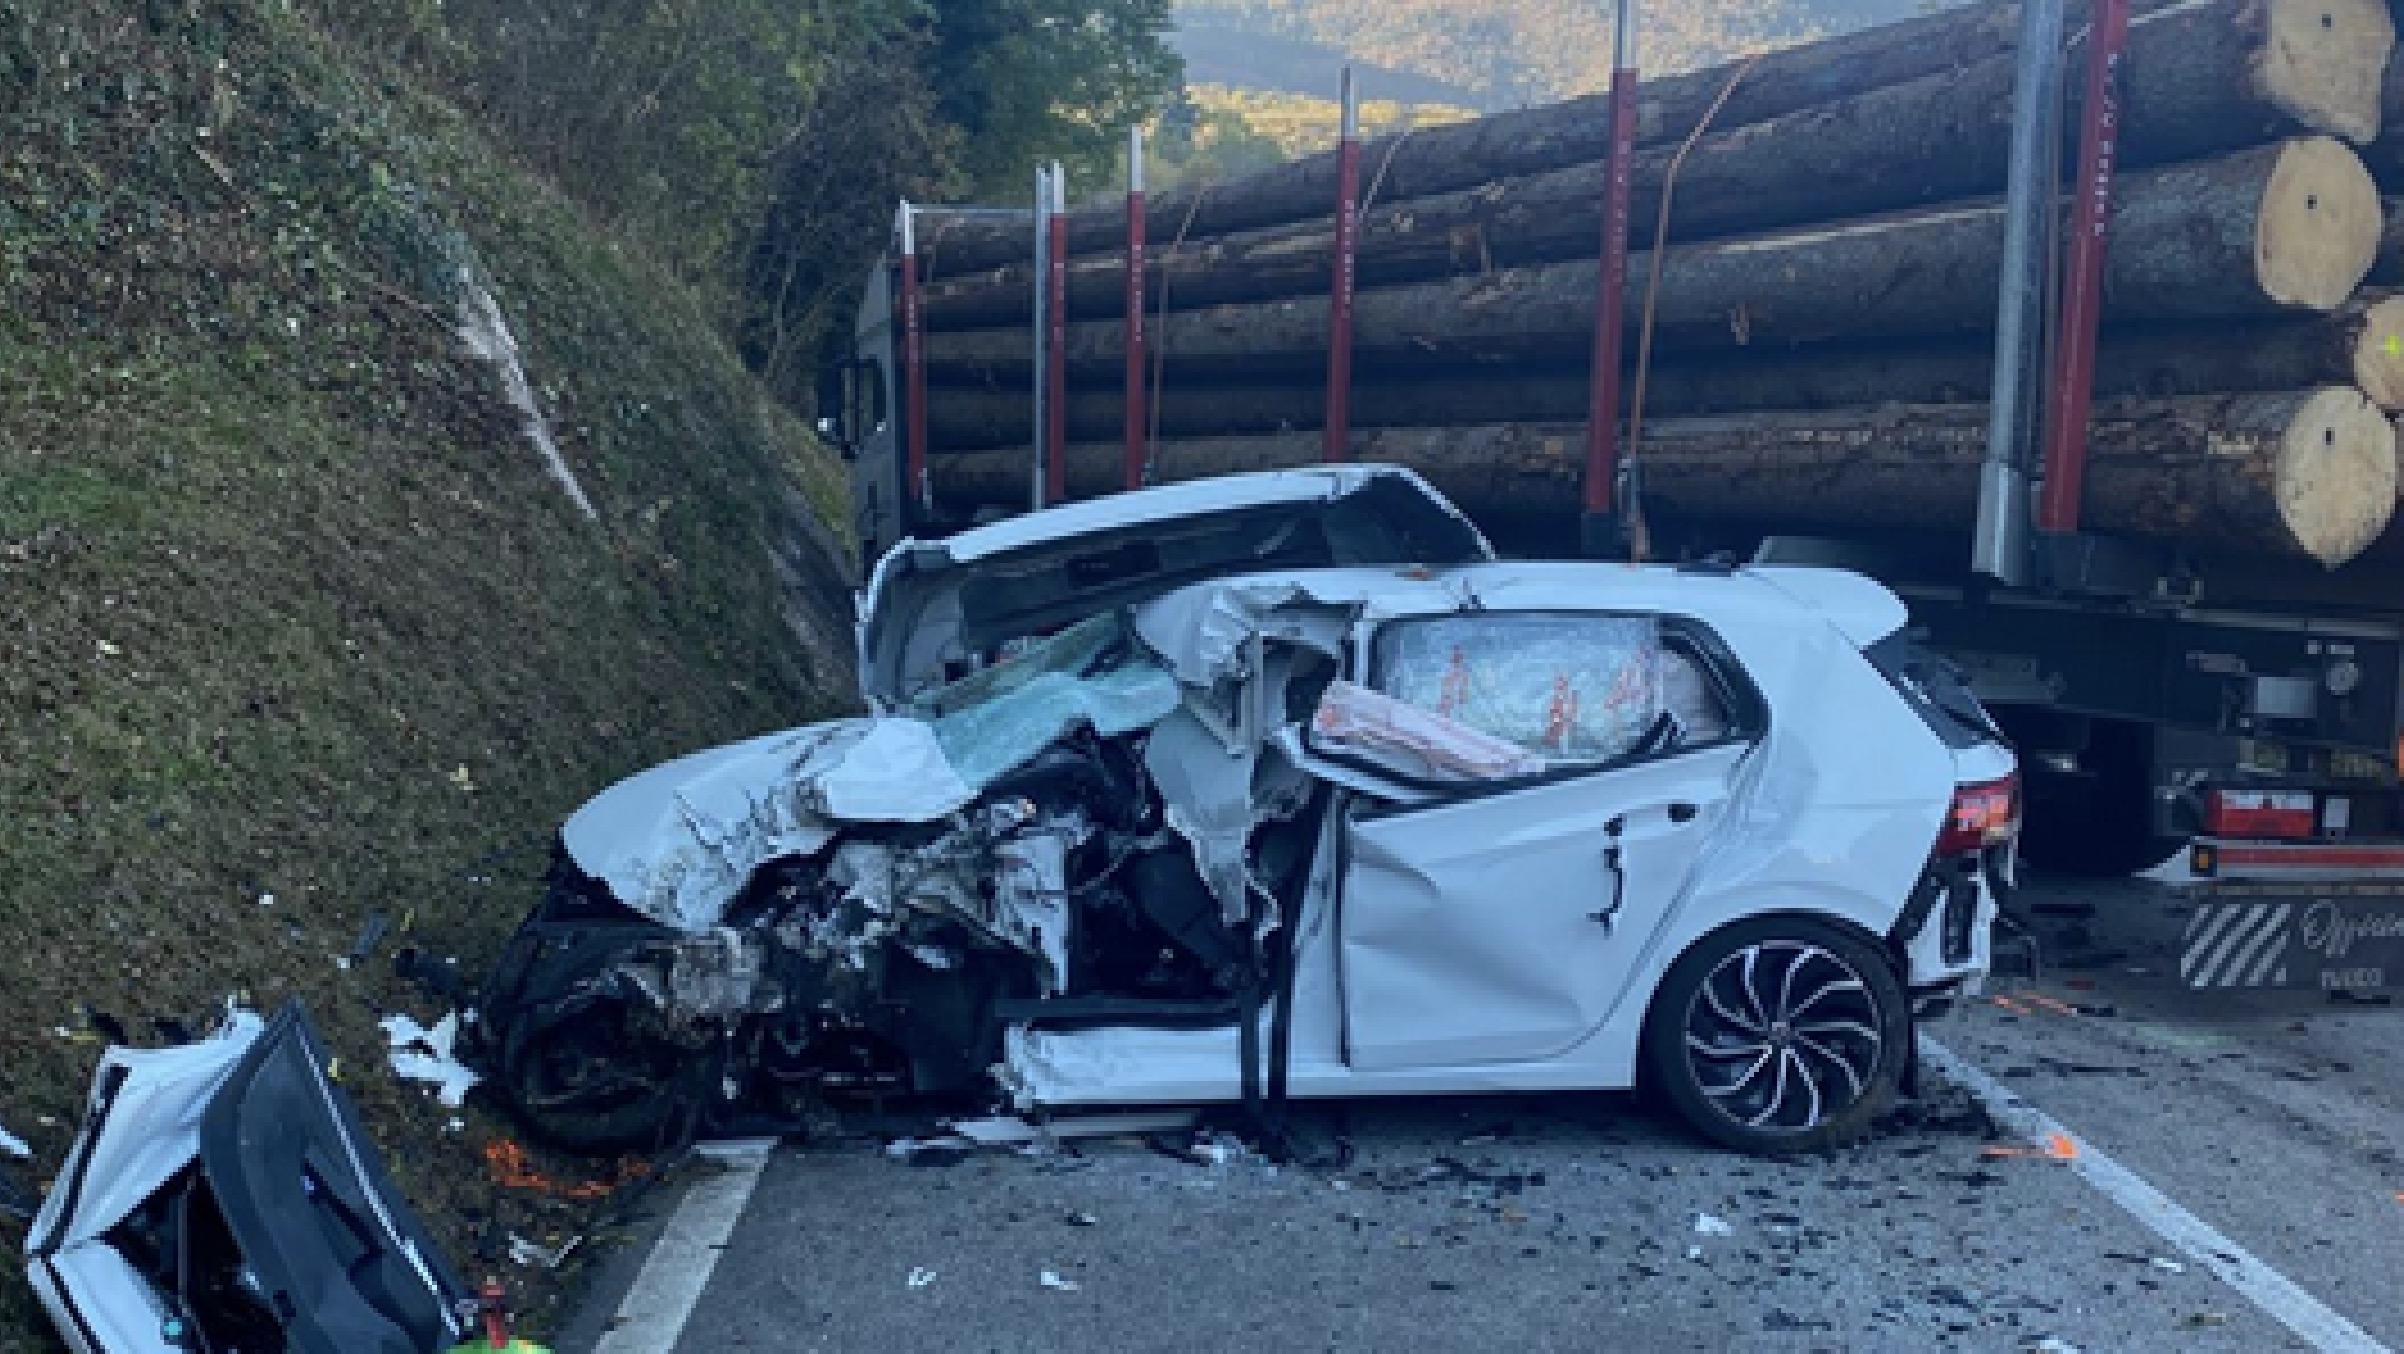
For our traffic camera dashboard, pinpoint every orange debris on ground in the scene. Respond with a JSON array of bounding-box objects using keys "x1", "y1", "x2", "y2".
[
  {"x1": 483, "y1": 1138, "x2": 650, "y2": 1199},
  {"x1": 1980, "y1": 1133, "x2": 2080, "y2": 1162}
]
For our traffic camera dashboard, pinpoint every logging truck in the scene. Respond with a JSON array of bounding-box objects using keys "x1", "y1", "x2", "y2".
[{"x1": 824, "y1": 0, "x2": 2404, "y2": 994}]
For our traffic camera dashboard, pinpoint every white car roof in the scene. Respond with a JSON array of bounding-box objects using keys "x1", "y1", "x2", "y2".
[
  {"x1": 1145, "y1": 561, "x2": 1907, "y2": 647},
  {"x1": 922, "y1": 466, "x2": 1488, "y2": 565}
]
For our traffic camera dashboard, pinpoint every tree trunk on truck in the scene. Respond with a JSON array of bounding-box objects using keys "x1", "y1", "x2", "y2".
[
  {"x1": 920, "y1": 0, "x2": 2393, "y2": 329},
  {"x1": 927, "y1": 295, "x2": 2404, "y2": 447},
  {"x1": 924, "y1": 139, "x2": 2382, "y2": 379},
  {"x1": 916, "y1": 0, "x2": 2395, "y2": 276},
  {"x1": 929, "y1": 388, "x2": 2397, "y2": 567}
]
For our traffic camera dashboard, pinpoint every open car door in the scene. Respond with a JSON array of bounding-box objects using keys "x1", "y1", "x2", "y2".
[{"x1": 28, "y1": 1003, "x2": 468, "y2": 1354}]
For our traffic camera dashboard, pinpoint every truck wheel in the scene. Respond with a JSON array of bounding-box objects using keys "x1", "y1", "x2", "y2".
[{"x1": 1642, "y1": 917, "x2": 1909, "y2": 1155}]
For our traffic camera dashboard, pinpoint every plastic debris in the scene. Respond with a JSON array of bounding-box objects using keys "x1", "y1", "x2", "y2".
[
  {"x1": 1980, "y1": 1133, "x2": 2078, "y2": 1161},
  {"x1": 0, "y1": 1123, "x2": 28, "y2": 1159},
  {"x1": 452, "y1": 1275, "x2": 553, "y2": 1353},
  {"x1": 907, "y1": 1267, "x2": 938, "y2": 1289},
  {"x1": 2149, "y1": 1257, "x2": 2187, "y2": 1275},
  {"x1": 507, "y1": 1234, "x2": 582, "y2": 1269},
  {"x1": 340, "y1": 911, "x2": 395, "y2": 971},
  {"x1": 1065, "y1": 1210, "x2": 1099, "y2": 1227},
  {"x1": 886, "y1": 1134, "x2": 976, "y2": 1158},
  {"x1": 382, "y1": 1011, "x2": 482, "y2": 1107},
  {"x1": 1172, "y1": 1128, "x2": 1259, "y2": 1167},
  {"x1": 1039, "y1": 1269, "x2": 1081, "y2": 1293},
  {"x1": 2027, "y1": 1339, "x2": 2083, "y2": 1353},
  {"x1": 951, "y1": 1109, "x2": 1198, "y2": 1146},
  {"x1": 1693, "y1": 1212, "x2": 1734, "y2": 1237}
]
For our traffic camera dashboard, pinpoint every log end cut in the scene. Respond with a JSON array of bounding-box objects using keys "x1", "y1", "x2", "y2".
[
  {"x1": 2258, "y1": 137, "x2": 2383, "y2": 309},
  {"x1": 2348, "y1": 294, "x2": 2404, "y2": 409},
  {"x1": 2257, "y1": 0, "x2": 2395, "y2": 144},
  {"x1": 2273, "y1": 386, "x2": 2397, "y2": 567}
]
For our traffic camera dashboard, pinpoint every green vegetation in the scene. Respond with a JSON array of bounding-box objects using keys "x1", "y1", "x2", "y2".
[
  {"x1": 1179, "y1": 0, "x2": 1870, "y2": 104},
  {"x1": 1137, "y1": 84, "x2": 1477, "y2": 194},
  {"x1": 0, "y1": 0, "x2": 1179, "y2": 1346},
  {"x1": 1183, "y1": 84, "x2": 1476, "y2": 160}
]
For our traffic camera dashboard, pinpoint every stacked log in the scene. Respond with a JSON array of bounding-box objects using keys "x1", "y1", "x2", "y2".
[
  {"x1": 923, "y1": 0, "x2": 2393, "y2": 327},
  {"x1": 930, "y1": 296, "x2": 2404, "y2": 445},
  {"x1": 908, "y1": 0, "x2": 2404, "y2": 567},
  {"x1": 931, "y1": 390, "x2": 2397, "y2": 567}
]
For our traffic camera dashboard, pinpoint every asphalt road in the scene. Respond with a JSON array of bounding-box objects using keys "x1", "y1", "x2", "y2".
[{"x1": 558, "y1": 876, "x2": 2404, "y2": 1353}]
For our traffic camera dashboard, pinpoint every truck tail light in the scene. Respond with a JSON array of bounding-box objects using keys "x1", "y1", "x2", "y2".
[
  {"x1": 2202, "y1": 789, "x2": 2315, "y2": 840},
  {"x1": 1937, "y1": 773, "x2": 2019, "y2": 857}
]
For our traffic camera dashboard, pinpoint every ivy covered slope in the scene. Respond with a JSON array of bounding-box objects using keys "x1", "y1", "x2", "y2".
[{"x1": 0, "y1": 0, "x2": 858, "y2": 1340}]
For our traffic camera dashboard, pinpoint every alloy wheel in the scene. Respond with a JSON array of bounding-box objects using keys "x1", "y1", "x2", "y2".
[{"x1": 1681, "y1": 939, "x2": 1886, "y2": 1133}]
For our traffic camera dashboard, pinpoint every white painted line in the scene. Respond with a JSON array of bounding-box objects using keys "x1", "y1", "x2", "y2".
[
  {"x1": 1920, "y1": 1036, "x2": 2390, "y2": 1354},
  {"x1": 591, "y1": 1141, "x2": 774, "y2": 1354}
]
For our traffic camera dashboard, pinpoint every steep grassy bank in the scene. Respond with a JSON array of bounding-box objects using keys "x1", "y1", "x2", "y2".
[{"x1": 0, "y1": 0, "x2": 854, "y2": 1342}]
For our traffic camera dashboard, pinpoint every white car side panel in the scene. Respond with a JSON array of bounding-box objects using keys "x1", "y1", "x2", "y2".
[
  {"x1": 1006, "y1": 612, "x2": 1961, "y2": 1109},
  {"x1": 1341, "y1": 744, "x2": 1748, "y2": 1071}
]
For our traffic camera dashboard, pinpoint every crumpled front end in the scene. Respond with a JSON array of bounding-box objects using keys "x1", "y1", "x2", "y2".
[{"x1": 479, "y1": 609, "x2": 1220, "y2": 1149}]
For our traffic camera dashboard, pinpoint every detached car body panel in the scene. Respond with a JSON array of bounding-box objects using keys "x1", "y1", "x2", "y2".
[
  {"x1": 28, "y1": 1004, "x2": 468, "y2": 1354},
  {"x1": 481, "y1": 467, "x2": 2015, "y2": 1155}
]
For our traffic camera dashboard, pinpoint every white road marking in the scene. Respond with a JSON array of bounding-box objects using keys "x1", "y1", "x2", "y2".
[
  {"x1": 591, "y1": 1139, "x2": 775, "y2": 1354},
  {"x1": 1920, "y1": 1036, "x2": 2390, "y2": 1354}
]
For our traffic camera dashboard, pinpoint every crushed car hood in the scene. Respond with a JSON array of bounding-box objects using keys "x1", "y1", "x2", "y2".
[
  {"x1": 564, "y1": 617, "x2": 1184, "y2": 930},
  {"x1": 856, "y1": 465, "x2": 1492, "y2": 707}
]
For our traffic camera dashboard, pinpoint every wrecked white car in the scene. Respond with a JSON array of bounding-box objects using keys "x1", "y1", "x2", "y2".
[{"x1": 477, "y1": 467, "x2": 2017, "y2": 1156}]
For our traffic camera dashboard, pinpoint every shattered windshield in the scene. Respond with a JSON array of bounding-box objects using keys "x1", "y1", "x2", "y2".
[{"x1": 911, "y1": 611, "x2": 1183, "y2": 788}]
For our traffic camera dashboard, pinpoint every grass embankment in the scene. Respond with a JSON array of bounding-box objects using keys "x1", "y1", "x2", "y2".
[{"x1": 0, "y1": 1, "x2": 856, "y2": 1343}]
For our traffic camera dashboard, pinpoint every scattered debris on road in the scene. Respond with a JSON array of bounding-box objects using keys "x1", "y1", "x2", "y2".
[
  {"x1": 907, "y1": 1267, "x2": 938, "y2": 1289},
  {"x1": 1980, "y1": 1133, "x2": 2078, "y2": 1162},
  {"x1": 1039, "y1": 1268, "x2": 1082, "y2": 1293}
]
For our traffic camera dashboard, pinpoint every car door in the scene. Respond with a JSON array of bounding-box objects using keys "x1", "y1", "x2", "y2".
[{"x1": 1332, "y1": 611, "x2": 1756, "y2": 1072}]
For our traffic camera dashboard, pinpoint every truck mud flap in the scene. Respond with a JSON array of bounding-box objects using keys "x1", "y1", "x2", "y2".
[{"x1": 2182, "y1": 885, "x2": 2404, "y2": 991}]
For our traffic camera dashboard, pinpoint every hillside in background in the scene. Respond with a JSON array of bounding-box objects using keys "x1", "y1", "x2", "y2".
[
  {"x1": 0, "y1": 1, "x2": 1176, "y2": 1348},
  {"x1": 1177, "y1": 0, "x2": 1943, "y2": 107}
]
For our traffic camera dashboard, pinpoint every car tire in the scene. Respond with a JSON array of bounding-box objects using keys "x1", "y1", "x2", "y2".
[
  {"x1": 497, "y1": 995, "x2": 691, "y2": 1154},
  {"x1": 1642, "y1": 916, "x2": 1910, "y2": 1155}
]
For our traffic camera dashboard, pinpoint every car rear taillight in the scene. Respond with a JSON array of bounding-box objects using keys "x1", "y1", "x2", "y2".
[{"x1": 1936, "y1": 773, "x2": 2019, "y2": 856}]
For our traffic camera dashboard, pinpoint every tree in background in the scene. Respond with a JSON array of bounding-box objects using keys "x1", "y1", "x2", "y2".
[
  {"x1": 926, "y1": 0, "x2": 1185, "y2": 199},
  {"x1": 297, "y1": 0, "x2": 1182, "y2": 417},
  {"x1": 1144, "y1": 86, "x2": 1290, "y2": 190},
  {"x1": 741, "y1": 32, "x2": 964, "y2": 413},
  {"x1": 1182, "y1": 0, "x2": 1824, "y2": 106}
]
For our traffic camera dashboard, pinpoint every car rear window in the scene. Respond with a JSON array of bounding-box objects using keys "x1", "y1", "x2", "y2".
[{"x1": 1864, "y1": 633, "x2": 1999, "y2": 750}]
